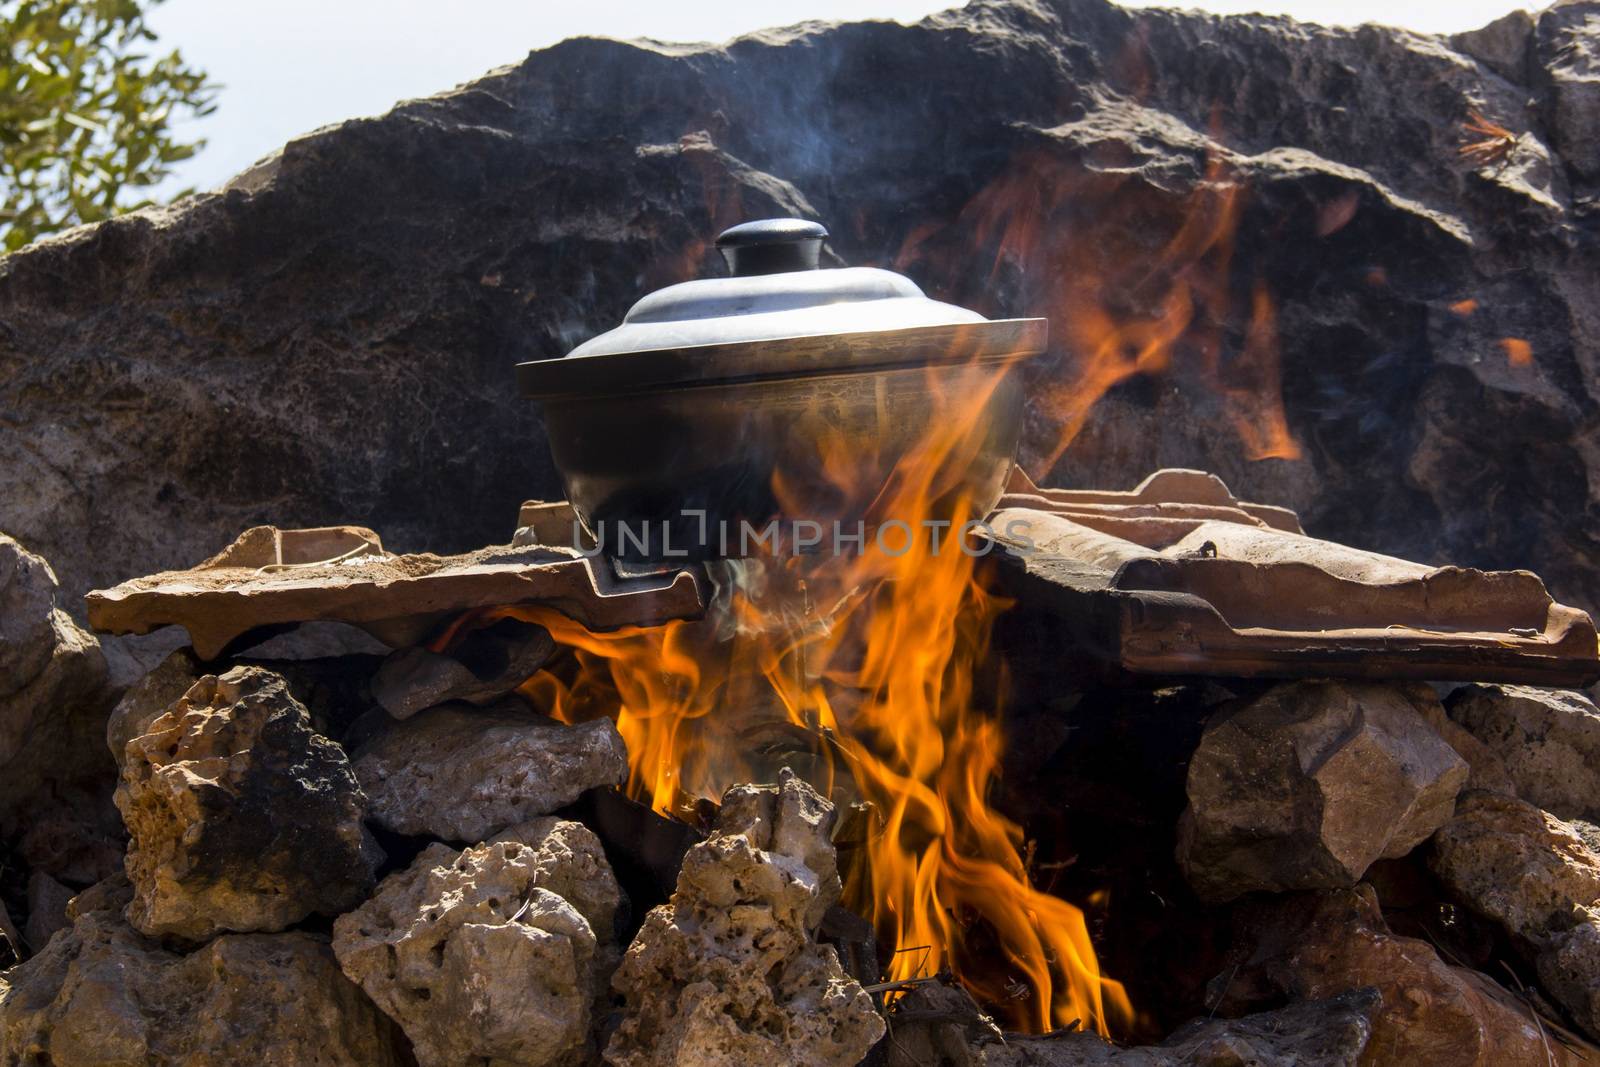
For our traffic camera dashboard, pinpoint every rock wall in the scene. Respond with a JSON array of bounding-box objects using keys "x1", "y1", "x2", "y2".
[{"x1": 1, "y1": 0, "x2": 1597, "y2": 618}]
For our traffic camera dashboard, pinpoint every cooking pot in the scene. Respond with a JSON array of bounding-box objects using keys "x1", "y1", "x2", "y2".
[{"x1": 517, "y1": 218, "x2": 1046, "y2": 560}]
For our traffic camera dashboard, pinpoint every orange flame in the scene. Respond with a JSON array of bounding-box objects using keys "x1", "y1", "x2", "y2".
[
  {"x1": 1459, "y1": 110, "x2": 1518, "y2": 167},
  {"x1": 446, "y1": 359, "x2": 1130, "y2": 1036},
  {"x1": 434, "y1": 147, "x2": 1327, "y2": 1040},
  {"x1": 1500, "y1": 337, "x2": 1533, "y2": 367},
  {"x1": 897, "y1": 151, "x2": 1303, "y2": 474}
]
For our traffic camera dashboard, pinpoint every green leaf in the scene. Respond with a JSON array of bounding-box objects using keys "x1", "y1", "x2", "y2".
[
  {"x1": 60, "y1": 109, "x2": 104, "y2": 132},
  {"x1": 0, "y1": 0, "x2": 216, "y2": 248}
]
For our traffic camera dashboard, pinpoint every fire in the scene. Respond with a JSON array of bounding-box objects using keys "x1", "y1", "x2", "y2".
[
  {"x1": 1500, "y1": 336, "x2": 1533, "y2": 368},
  {"x1": 435, "y1": 147, "x2": 1318, "y2": 1039},
  {"x1": 441, "y1": 358, "x2": 1130, "y2": 1035},
  {"x1": 897, "y1": 150, "x2": 1303, "y2": 474}
]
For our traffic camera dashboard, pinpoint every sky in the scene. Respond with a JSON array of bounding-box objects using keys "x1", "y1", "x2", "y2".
[{"x1": 146, "y1": 0, "x2": 1532, "y2": 197}]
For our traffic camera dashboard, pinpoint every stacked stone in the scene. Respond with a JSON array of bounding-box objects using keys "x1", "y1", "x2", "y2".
[
  {"x1": 0, "y1": 540, "x2": 883, "y2": 1066},
  {"x1": 1176, "y1": 678, "x2": 1600, "y2": 1065}
]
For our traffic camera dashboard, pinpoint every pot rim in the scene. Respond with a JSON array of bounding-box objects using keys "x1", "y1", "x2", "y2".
[{"x1": 517, "y1": 318, "x2": 1048, "y2": 400}]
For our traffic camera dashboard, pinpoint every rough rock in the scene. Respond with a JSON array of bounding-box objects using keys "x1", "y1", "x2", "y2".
[
  {"x1": 239, "y1": 652, "x2": 388, "y2": 743},
  {"x1": 883, "y1": 981, "x2": 1376, "y2": 1066},
  {"x1": 1429, "y1": 790, "x2": 1600, "y2": 1039},
  {"x1": 1176, "y1": 680, "x2": 1468, "y2": 902},
  {"x1": 1446, "y1": 684, "x2": 1600, "y2": 820},
  {"x1": 115, "y1": 666, "x2": 382, "y2": 940},
  {"x1": 1429, "y1": 791, "x2": 1600, "y2": 945},
  {"x1": 352, "y1": 700, "x2": 628, "y2": 841},
  {"x1": 5, "y1": 1, "x2": 1600, "y2": 637},
  {"x1": 236, "y1": 619, "x2": 391, "y2": 659},
  {"x1": 1570, "y1": 818, "x2": 1600, "y2": 857},
  {"x1": 0, "y1": 876, "x2": 401, "y2": 1065},
  {"x1": 996, "y1": 994, "x2": 1378, "y2": 1066},
  {"x1": 105, "y1": 646, "x2": 201, "y2": 768},
  {"x1": 605, "y1": 770, "x2": 884, "y2": 1067},
  {"x1": 372, "y1": 619, "x2": 555, "y2": 719},
  {"x1": 13, "y1": 781, "x2": 126, "y2": 887},
  {"x1": 1538, "y1": 909, "x2": 1600, "y2": 1041},
  {"x1": 1536, "y1": 0, "x2": 1600, "y2": 180},
  {"x1": 332, "y1": 817, "x2": 621, "y2": 1067},
  {"x1": 1452, "y1": 9, "x2": 1535, "y2": 82},
  {"x1": 22, "y1": 872, "x2": 73, "y2": 954},
  {"x1": 1211, "y1": 885, "x2": 1587, "y2": 1066},
  {"x1": 0, "y1": 534, "x2": 112, "y2": 828},
  {"x1": 1410, "y1": 688, "x2": 1519, "y2": 796}
]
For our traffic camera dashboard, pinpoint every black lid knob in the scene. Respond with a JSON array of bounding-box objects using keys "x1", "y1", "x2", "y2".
[{"x1": 715, "y1": 218, "x2": 828, "y2": 276}]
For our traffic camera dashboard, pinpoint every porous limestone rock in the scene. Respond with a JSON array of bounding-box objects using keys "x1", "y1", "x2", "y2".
[
  {"x1": 0, "y1": 875, "x2": 401, "y2": 1065},
  {"x1": 605, "y1": 770, "x2": 884, "y2": 1067},
  {"x1": 332, "y1": 817, "x2": 621, "y2": 1067},
  {"x1": 115, "y1": 666, "x2": 381, "y2": 940},
  {"x1": 1570, "y1": 818, "x2": 1600, "y2": 857},
  {"x1": 1430, "y1": 791, "x2": 1600, "y2": 945},
  {"x1": 105, "y1": 647, "x2": 380, "y2": 768},
  {"x1": 352, "y1": 701, "x2": 628, "y2": 841},
  {"x1": 372, "y1": 619, "x2": 555, "y2": 720},
  {"x1": 1429, "y1": 790, "x2": 1600, "y2": 1040},
  {"x1": 0, "y1": 534, "x2": 112, "y2": 828},
  {"x1": 105, "y1": 646, "x2": 201, "y2": 768},
  {"x1": 1537, "y1": 909, "x2": 1600, "y2": 1041},
  {"x1": 1177, "y1": 680, "x2": 1468, "y2": 902},
  {"x1": 1446, "y1": 684, "x2": 1600, "y2": 821},
  {"x1": 1212, "y1": 885, "x2": 1587, "y2": 1066}
]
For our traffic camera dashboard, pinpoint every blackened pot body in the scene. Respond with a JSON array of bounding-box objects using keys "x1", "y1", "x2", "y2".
[{"x1": 542, "y1": 362, "x2": 1026, "y2": 561}]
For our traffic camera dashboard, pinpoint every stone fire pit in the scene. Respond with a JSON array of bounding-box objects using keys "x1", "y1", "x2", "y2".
[{"x1": 4, "y1": 1, "x2": 1600, "y2": 1065}]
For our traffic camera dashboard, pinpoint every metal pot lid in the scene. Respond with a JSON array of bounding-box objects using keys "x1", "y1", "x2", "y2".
[{"x1": 517, "y1": 218, "x2": 1047, "y2": 398}]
